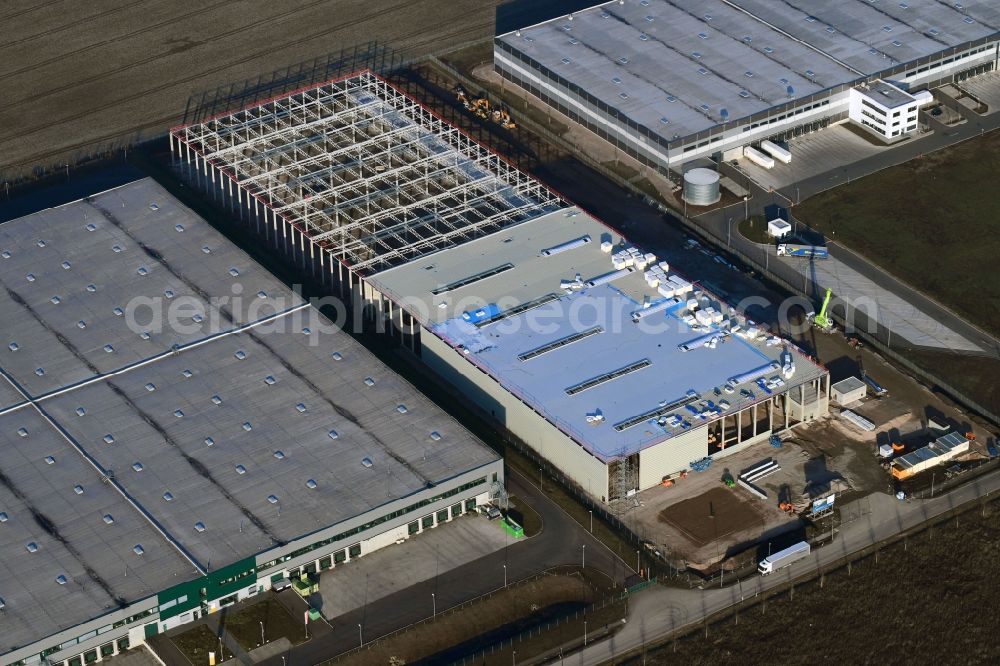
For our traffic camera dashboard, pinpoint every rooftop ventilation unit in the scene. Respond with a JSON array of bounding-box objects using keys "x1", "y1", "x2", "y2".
[
  {"x1": 133, "y1": 545, "x2": 145, "y2": 555},
  {"x1": 242, "y1": 422, "x2": 252, "y2": 432},
  {"x1": 235, "y1": 465, "x2": 246, "y2": 475},
  {"x1": 204, "y1": 437, "x2": 214, "y2": 446},
  {"x1": 267, "y1": 495, "x2": 279, "y2": 504},
  {"x1": 26, "y1": 542, "x2": 38, "y2": 553},
  {"x1": 234, "y1": 350, "x2": 247, "y2": 360},
  {"x1": 194, "y1": 522, "x2": 206, "y2": 532},
  {"x1": 211, "y1": 395, "x2": 223, "y2": 405},
  {"x1": 518, "y1": 327, "x2": 604, "y2": 362},
  {"x1": 56, "y1": 575, "x2": 67, "y2": 585},
  {"x1": 364, "y1": 377, "x2": 375, "y2": 387},
  {"x1": 75, "y1": 407, "x2": 86, "y2": 416},
  {"x1": 273, "y1": 451, "x2": 285, "y2": 460},
  {"x1": 7, "y1": 342, "x2": 16, "y2": 351},
  {"x1": 362, "y1": 457, "x2": 374, "y2": 468},
  {"x1": 566, "y1": 359, "x2": 652, "y2": 395},
  {"x1": 73, "y1": 485, "x2": 84, "y2": 495},
  {"x1": 103, "y1": 514, "x2": 115, "y2": 524},
  {"x1": 132, "y1": 462, "x2": 143, "y2": 472},
  {"x1": 264, "y1": 375, "x2": 276, "y2": 385},
  {"x1": 332, "y1": 352, "x2": 343, "y2": 361},
  {"x1": 0, "y1": 512, "x2": 6, "y2": 522},
  {"x1": 44, "y1": 456, "x2": 55, "y2": 465},
  {"x1": 103, "y1": 434, "x2": 115, "y2": 444},
  {"x1": 541, "y1": 235, "x2": 591, "y2": 257},
  {"x1": 328, "y1": 430, "x2": 339, "y2": 440},
  {"x1": 430, "y1": 431, "x2": 442, "y2": 441},
  {"x1": 163, "y1": 491, "x2": 174, "y2": 501},
  {"x1": 182, "y1": 369, "x2": 193, "y2": 378},
  {"x1": 305, "y1": 479, "x2": 318, "y2": 489},
  {"x1": 397, "y1": 405, "x2": 408, "y2": 414}
]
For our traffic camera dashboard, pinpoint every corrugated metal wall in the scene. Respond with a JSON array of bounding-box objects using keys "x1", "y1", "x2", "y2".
[{"x1": 638, "y1": 427, "x2": 708, "y2": 490}]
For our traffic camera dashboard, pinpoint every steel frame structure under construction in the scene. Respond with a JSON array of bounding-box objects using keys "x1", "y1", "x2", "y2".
[{"x1": 170, "y1": 71, "x2": 566, "y2": 277}]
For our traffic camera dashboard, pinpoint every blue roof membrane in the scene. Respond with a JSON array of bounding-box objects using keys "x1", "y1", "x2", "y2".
[{"x1": 431, "y1": 283, "x2": 776, "y2": 459}]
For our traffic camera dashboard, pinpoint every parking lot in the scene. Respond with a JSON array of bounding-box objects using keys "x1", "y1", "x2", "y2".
[
  {"x1": 317, "y1": 512, "x2": 514, "y2": 620},
  {"x1": 957, "y1": 70, "x2": 1000, "y2": 114},
  {"x1": 736, "y1": 123, "x2": 916, "y2": 192}
]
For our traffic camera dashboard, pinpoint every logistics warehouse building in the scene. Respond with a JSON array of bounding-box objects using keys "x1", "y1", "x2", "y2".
[
  {"x1": 170, "y1": 70, "x2": 829, "y2": 507},
  {"x1": 0, "y1": 180, "x2": 501, "y2": 665},
  {"x1": 494, "y1": 0, "x2": 1000, "y2": 168}
]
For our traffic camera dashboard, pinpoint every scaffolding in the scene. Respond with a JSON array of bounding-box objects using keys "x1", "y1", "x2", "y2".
[{"x1": 170, "y1": 70, "x2": 566, "y2": 277}]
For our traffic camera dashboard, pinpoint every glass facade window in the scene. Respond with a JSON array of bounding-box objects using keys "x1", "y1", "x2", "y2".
[{"x1": 348, "y1": 543, "x2": 361, "y2": 558}]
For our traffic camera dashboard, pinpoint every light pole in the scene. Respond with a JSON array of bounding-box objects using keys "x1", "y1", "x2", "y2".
[
  {"x1": 589, "y1": 510, "x2": 593, "y2": 533},
  {"x1": 358, "y1": 623, "x2": 363, "y2": 647},
  {"x1": 727, "y1": 217, "x2": 733, "y2": 248},
  {"x1": 584, "y1": 620, "x2": 588, "y2": 646},
  {"x1": 743, "y1": 194, "x2": 749, "y2": 221},
  {"x1": 582, "y1": 544, "x2": 586, "y2": 570},
  {"x1": 636, "y1": 549, "x2": 640, "y2": 577},
  {"x1": 432, "y1": 592, "x2": 436, "y2": 618},
  {"x1": 259, "y1": 621, "x2": 264, "y2": 647},
  {"x1": 503, "y1": 563, "x2": 507, "y2": 587}
]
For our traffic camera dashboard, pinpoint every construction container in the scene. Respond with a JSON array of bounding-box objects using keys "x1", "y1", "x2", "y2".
[
  {"x1": 891, "y1": 432, "x2": 970, "y2": 479},
  {"x1": 831, "y1": 376, "x2": 867, "y2": 405}
]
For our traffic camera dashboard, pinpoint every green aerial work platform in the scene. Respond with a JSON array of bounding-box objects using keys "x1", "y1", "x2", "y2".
[{"x1": 501, "y1": 516, "x2": 525, "y2": 539}]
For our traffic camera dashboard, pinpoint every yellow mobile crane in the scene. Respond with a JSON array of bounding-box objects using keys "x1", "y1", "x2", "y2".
[{"x1": 813, "y1": 288, "x2": 834, "y2": 332}]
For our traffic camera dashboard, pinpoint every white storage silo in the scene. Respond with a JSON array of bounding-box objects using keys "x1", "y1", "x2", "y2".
[{"x1": 682, "y1": 168, "x2": 721, "y2": 206}]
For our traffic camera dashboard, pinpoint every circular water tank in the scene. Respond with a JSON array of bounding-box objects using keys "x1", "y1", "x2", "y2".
[{"x1": 682, "y1": 168, "x2": 721, "y2": 206}]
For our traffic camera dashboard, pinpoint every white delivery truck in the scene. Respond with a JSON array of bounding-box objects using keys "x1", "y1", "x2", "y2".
[{"x1": 758, "y1": 541, "x2": 810, "y2": 575}]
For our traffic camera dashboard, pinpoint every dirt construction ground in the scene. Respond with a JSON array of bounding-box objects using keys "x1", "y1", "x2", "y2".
[{"x1": 0, "y1": 0, "x2": 594, "y2": 178}]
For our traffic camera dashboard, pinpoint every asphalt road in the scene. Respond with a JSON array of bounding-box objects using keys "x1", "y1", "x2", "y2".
[
  {"x1": 568, "y1": 467, "x2": 1000, "y2": 665},
  {"x1": 249, "y1": 466, "x2": 633, "y2": 665}
]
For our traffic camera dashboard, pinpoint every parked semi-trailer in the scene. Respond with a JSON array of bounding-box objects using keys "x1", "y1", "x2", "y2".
[
  {"x1": 759, "y1": 140, "x2": 792, "y2": 164},
  {"x1": 744, "y1": 145, "x2": 775, "y2": 169},
  {"x1": 777, "y1": 244, "x2": 829, "y2": 259},
  {"x1": 758, "y1": 541, "x2": 810, "y2": 575}
]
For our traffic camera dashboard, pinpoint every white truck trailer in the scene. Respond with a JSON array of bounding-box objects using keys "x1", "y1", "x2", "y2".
[
  {"x1": 759, "y1": 140, "x2": 791, "y2": 164},
  {"x1": 758, "y1": 541, "x2": 810, "y2": 575},
  {"x1": 744, "y1": 145, "x2": 775, "y2": 169}
]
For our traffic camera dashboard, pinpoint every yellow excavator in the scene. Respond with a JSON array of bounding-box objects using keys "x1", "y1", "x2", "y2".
[{"x1": 453, "y1": 85, "x2": 516, "y2": 129}]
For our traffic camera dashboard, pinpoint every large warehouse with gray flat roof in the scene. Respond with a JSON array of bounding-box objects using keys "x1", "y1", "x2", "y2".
[
  {"x1": 495, "y1": 0, "x2": 999, "y2": 169},
  {"x1": 0, "y1": 178, "x2": 501, "y2": 666},
  {"x1": 171, "y1": 71, "x2": 828, "y2": 508}
]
